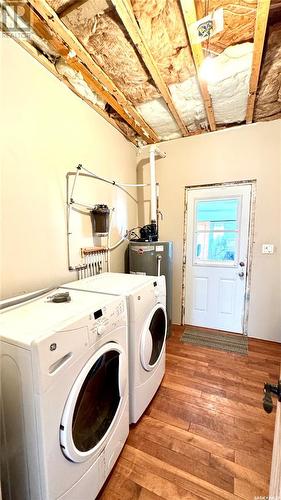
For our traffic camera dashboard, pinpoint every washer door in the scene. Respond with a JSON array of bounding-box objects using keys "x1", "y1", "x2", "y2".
[
  {"x1": 60, "y1": 341, "x2": 126, "y2": 463},
  {"x1": 140, "y1": 303, "x2": 167, "y2": 372}
]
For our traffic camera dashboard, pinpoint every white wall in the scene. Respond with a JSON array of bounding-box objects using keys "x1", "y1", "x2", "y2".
[
  {"x1": 1, "y1": 37, "x2": 137, "y2": 299},
  {"x1": 2, "y1": 37, "x2": 280, "y2": 342},
  {"x1": 137, "y1": 121, "x2": 281, "y2": 342}
]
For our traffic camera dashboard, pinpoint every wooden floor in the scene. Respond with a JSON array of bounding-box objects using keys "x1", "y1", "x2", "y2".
[{"x1": 99, "y1": 326, "x2": 281, "y2": 500}]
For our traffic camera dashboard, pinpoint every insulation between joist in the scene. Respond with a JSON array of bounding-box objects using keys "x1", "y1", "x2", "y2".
[{"x1": 135, "y1": 43, "x2": 254, "y2": 139}]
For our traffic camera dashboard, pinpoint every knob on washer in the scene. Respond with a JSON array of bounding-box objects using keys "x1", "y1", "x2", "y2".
[{"x1": 97, "y1": 325, "x2": 106, "y2": 335}]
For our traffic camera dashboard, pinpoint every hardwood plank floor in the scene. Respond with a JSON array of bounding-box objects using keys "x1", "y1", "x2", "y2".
[{"x1": 98, "y1": 326, "x2": 281, "y2": 499}]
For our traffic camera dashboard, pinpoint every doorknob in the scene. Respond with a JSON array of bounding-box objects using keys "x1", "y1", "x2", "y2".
[
  {"x1": 263, "y1": 380, "x2": 281, "y2": 413},
  {"x1": 238, "y1": 271, "x2": 245, "y2": 278}
]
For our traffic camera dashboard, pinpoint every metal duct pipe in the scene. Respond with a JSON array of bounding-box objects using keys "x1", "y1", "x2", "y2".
[
  {"x1": 149, "y1": 146, "x2": 166, "y2": 224},
  {"x1": 149, "y1": 146, "x2": 157, "y2": 223}
]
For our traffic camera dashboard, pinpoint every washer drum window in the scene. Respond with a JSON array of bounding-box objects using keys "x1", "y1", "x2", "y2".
[
  {"x1": 60, "y1": 342, "x2": 126, "y2": 463},
  {"x1": 140, "y1": 303, "x2": 167, "y2": 372}
]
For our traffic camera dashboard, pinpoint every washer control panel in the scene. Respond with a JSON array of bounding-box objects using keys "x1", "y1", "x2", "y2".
[{"x1": 88, "y1": 297, "x2": 126, "y2": 345}]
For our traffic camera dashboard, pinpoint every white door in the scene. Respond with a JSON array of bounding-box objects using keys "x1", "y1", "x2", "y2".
[{"x1": 185, "y1": 184, "x2": 252, "y2": 333}]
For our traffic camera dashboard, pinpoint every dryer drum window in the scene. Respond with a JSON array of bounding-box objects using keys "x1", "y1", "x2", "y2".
[
  {"x1": 72, "y1": 351, "x2": 120, "y2": 452},
  {"x1": 149, "y1": 307, "x2": 166, "y2": 365}
]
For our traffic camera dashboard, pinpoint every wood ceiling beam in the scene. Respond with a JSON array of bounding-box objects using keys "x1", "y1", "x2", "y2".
[
  {"x1": 23, "y1": 6, "x2": 130, "y2": 115},
  {"x1": 9, "y1": 4, "x2": 139, "y2": 143},
  {"x1": 58, "y1": 0, "x2": 90, "y2": 18},
  {"x1": 27, "y1": 0, "x2": 159, "y2": 143},
  {"x1": 112, "y1": 0, "x2": 190, "y2": 137},
  {"x1": 1, "y1": 24, "x2": 136, "y2": 143},
  {"x1": 179, "y1": 0, "x2": 217, "y2": 132},
  {"x1": 245, "y1": 0, "x2": 271, "y2": 124}
]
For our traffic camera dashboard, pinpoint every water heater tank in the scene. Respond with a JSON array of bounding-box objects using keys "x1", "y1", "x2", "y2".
[{"x1": 128, "y1": 241, "x2": 173, "y2": 336}]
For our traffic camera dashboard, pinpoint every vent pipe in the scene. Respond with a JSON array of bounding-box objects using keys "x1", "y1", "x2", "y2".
[{"x1": 149, "y1": 146, "x2": 166, "y2": 225}]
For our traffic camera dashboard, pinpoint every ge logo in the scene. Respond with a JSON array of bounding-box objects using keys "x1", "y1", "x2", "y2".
[{"x1": 50, "y1": 343, "x2": 57, "y2": 352}]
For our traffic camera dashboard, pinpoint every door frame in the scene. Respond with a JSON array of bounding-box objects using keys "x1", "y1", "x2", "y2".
[{"x1": 181, "y1": 180, "x2": 257, "y2": 334}]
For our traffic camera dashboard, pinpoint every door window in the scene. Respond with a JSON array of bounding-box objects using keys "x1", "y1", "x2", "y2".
[
  {"x1": 194, "y1": 198, "x2": 240, "y2": 265},
  {"x1": 72, "y1": 350, "x2": 120, "y2": 452}
]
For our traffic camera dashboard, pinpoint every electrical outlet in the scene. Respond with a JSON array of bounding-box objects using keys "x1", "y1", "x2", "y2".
[{"x1": 262, "y1": 244, "x2": 274, "y2": 254}]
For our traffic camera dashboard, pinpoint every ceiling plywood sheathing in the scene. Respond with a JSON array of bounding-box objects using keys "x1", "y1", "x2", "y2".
[
  {"x1": 112, "y1": 0, "x2": 189, "y2": 137},
  {"x1": 196, "y1": 0, "x2": 257, "y2": 53},
  {"x1": 246, "y1": 0, "x2": 271, "y2": 123},
  {"x1": 179, "y1": 0, "x2": 217, "y2": 131},
  {"x1": 28, "y1": 0, "x2": 160, "y2": 143}
]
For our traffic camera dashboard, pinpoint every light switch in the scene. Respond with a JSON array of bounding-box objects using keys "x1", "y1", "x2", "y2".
[{"x1": 262, "y1": 244, "x2": 274, "y2": 254}]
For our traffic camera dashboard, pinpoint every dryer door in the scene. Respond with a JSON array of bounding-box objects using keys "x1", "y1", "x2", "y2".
[
  {"x1": 140, "y1": 303, "x2": 167, "y2": 372},
  {"x1": 60, "y1": 341, "x2": 127, "y2": 463}
]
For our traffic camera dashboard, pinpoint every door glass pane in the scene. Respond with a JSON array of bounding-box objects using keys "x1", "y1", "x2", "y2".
[
  {"x1": 196, "y1": 199, "x2": 239, "y2": 229},
  {"x1": 194, "y1": 198, "x2": 240, "y2": 264},
  {"x1": 149, "y1": 308, "x2": 166, "y2": 365},
  {"x1": 197, "y1": 220, "x2": 237, "y2": 232},
  {"x1": 72, "y1": 351, "x2": 120, "y2": 452},
  {"x1": 195, "y1": 232, "x2": 237, "y2": 262}
]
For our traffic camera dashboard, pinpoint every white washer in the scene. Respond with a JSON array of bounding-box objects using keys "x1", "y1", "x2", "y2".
[
  {"x1": 61, "y1": 273, "x2": 167, "y2": 423},
  {"x1": 0, "y1": 288, "x2": 129, "y2": 500}
]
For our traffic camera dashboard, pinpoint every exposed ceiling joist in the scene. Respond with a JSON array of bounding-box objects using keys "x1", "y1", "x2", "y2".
[
  {"x1": 246, "y1": 0, "x2": 271, "y2": 124},
  {"x1": 14, "y1": 4, "x2": 139, "y2": 143},
  {"x1": 179, "y1": 0, "x2": 217, "y2": 132},
  {"x1": 2, "y1": 26, "x2": 132, "y2": 142},
  {"x1": 22, "y1": 6, "x2": 68, "y2": 55},
  {"x1": 28, "y1": 0, "x2": 159, "y2": 144},
  {"x1": 58, "y1": 0, "x2": 90, "y2": 17},
  {"x1": 111, "y1": 0, "x2": 190, "y2": 138}
]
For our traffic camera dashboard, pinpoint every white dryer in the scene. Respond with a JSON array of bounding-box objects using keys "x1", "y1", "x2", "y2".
[
  {"x1": 61, "y1": 273, "x2": 167, "y2": 423},
  {"x1": 0, "y1": 288, "x2": 129, "y2": 500}
]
